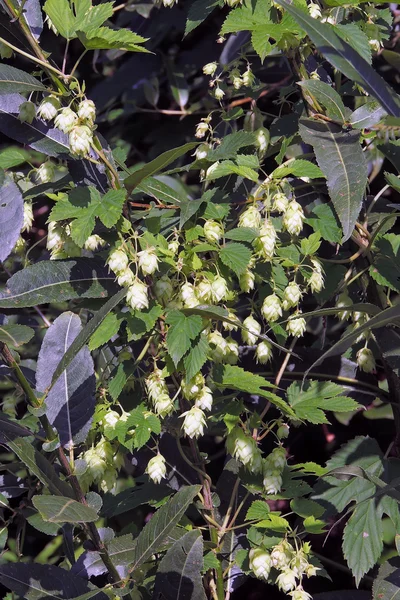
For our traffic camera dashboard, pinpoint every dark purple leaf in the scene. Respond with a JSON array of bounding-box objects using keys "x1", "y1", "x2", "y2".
[{"x1": 0, "y1": 178, "x2": 23, "y2": 262}]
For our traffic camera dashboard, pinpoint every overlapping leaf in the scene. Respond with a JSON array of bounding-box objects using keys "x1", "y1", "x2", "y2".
[{"x1": 0, "y1": 178, "x2": 24, "y2": 262}]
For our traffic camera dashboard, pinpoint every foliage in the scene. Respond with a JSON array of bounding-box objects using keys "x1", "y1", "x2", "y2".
[{"x1": 0, "y1": 0, "x2": 400, "y2": 599}]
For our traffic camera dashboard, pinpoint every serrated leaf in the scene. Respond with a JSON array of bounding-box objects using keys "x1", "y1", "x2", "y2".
[
  {"x1": 166, "y1": 310, "x2": 204, "y2": 367},
  {"x1": 299, "y1": 118, "x2": 367, "y2": 242},
  {"x1": 128, "y1": 407, "x2": 161, "y2": 450},
  {"x1": 0, "y1": 324, "x2": 34, "y2": 347},
  {"x1": 36, "y1": 312, "x2": 95, "y2": 449},
  {"x1": 125, "y1": 303, "x2": 163, "y2": 342},
  {"x1": 43, "y1": 0, "x2": 76, "y2": 38},
  {"x1": 0, "y1": 64, "x2": 46, "y2": 94},
  {"x1": 88, "y1": 312, "x2": 123, "y2": 351},
  {"x1": 271, "y1": 158, "x2": 324, "y2": 180},
  {"x1": 185, "y1": 0, "x2": 220, "y2": 36},
  {"x1": 350, "y1": 102, "x2": 387, "y2": 129},
  {"x1": 287, "y1": 380, "x2": 359, "y2": 424},
  {"x1": 385, "y1": 171, "x2": 400, "y2": 192},
  {"x1": 298, "y1": 80, "x2": 347, "y2": 122},
  {"x1": 125, "y1": 143, "x2": 198, "y2": 194},
  {"x1": 0, "y1": 563, "x2": 108, "y2": 600},
  {"x1": 154, "y1": 530, "x2": 206, "y2": 600},
  {"x1": 207, "y1": 131, "x2": 256, "y2": 161},
  {"x1": 95, "y1": 188, "x2": 126, "y2": 228},
  {"x1": 305, "y1": 203, "x2": 342, "y2": 243},
  {"x1": 0, "y1": 258, "x2": 118, "y2": 308},
  {"x1": 0, "y1": 147, "x2": 30, "y2": 169},
  {"x1": 290, "y1": 497, "x2": 325, "y2": 518},
  {"x1": 277, "y1": 1, "x2": 400, "y2": 116},
  {"x1": 32, "y1": 495, "x2": 98, "y2": 523},
  {"x1": 369, "y1": 234, "x2": 400, "y2": 292},
  {"x1": 206, "y1": 160, "x2": 259, "y2": 182},
  {"x1": 128, "y1": 485, "x2": 201, "y2": 573},
  {"x1": 373, "y1": 557, "x2": 400, "y2": 600},
  {"x1": 77, "y1": 26, "x2": 148, "y2": 52},
  {"x1": 183, "y1": 334, "x2": 209, "y2": 382},
  {"x1": 77, "y1": 2, "x2": 114, "y2": 34},
  {"x1": 219, "y1": 242, "x2": 252, "y2": 276},
  {"x1": 221, "y1": 0, "x2": 273, "y2": 34},
  {"x1": 27, "y1": 513, "x2": 60, "y2": 536},
  {"x1": 251, "y1": 28, "x2": 273, "y2": 62},
  {"x1": 213, "y1": 364, "x2": 296, "y2": 417},
  {"x1": 245, "y1": 500, "x2": 270, "y2": 521},
  {"x1": 335, "y1": 23, "x2": 371, "y2": 65},
  {"x1": 0, "y1": 178, "x2": 23, "y2": 262}
]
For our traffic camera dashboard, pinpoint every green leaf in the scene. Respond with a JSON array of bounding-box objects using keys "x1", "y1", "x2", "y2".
[
  {"x1": 0, "y1": 147, "x2": 30, "y2": 169},
  {"x1": 77, "y1": 1, "x2": 114, "y2": 34},
  {"x1": 43, "y1": 0, "x2": 77, "y2": 39},
  {"x1": 251, "y1": 28, "x2": 273, "y2": 62},
  {"x1": 32, "y1": 495, "x2": 98, "y2": 523},
  {"x1": 245, "y1": 500, "x2": 270, "y2": 521},
  {"x1": 207, "y1": 131, "x2": 256, "y2": 161},
  {"x1": 154, "y1": 530, "x2": 206, "y2": 600},
  {"x1": 373, "y1": 557, "x2": 400, "y2": 600},
  {"x1": 300, "y1": 232, "x2": 321, "y2": 256},
  {"x1": 271, "y1": 158, "x2": 324, "y2": 180},
  {"x1": 185, "y1": 0, "x2": 220, "y2": 36},
  {"x1": 221, "y1": 0, "x2": 273, "y2": 34},
  {"x1": 128, "y1": 485, "x2": 201, "y2": 573},
  {"x1": 0, "y1": 323, "x2": 34, "y2": 347},
  {"x1": 287, "y1": 380, "x2": 359, "y2": 424},
  {"x1": 335, "y1": 23, "x2": 371, "y2": 65},
  {"x1": 385, "y1": 171, "x2": 400, "y2": 192},
  {"x1": 0, "y1": 64, "x2": 46, "y2": 94},
  {"x1": 125, "y1": 303, "x2": 163, "y2": 342},
  {"x1": 369, "y1": 234, "x2": 400, "y2": 292},
  {"x1": 136, "y1": 176, "x2": 186, "y2": 205},
  {"x1": 299, "y1": 118, "x2": 367, "y2": 242},
  {"x1": 224, "y1": 227, "x2": 258, "y2": 242},
  {"x1": 343, "y1": 498, "x2": 382, "y2": 586},
  {"x1": 166, "y1": 310, "x2": 204, "y2": 366},
  {"x1": 305, "y1": 203, "x2": 342, "y2": 244},
  {"x1": 125, "y1": 143, "x2": 198, "y2": 194},
  {"x1": 290, "y1": 497, "x2": 325, "y2": 518},
  {"x1": 96, "y1": 189, "x2": 127, "y2": 228},
  {"x1": 213, "y1": 364, "x2": 296, "y2": 417},
  {"x1": 77, "y1": 26, "x2": 148, "y2": 52},
  {"x1": 4, "y1": 437, "x2": 74, "y2": 498},
  {"x1": 51, "y1": 288, "x2": 127, "y2": 385},
  {"x1": 206, "y1": 160, "x2": 259, "y2": 182},
  {"x1": 219, "y1": 242, "x2": 252, "y2": 276},
  {"x1": 0, "y1": 258, "x2": 118, "y2": 308},
  {"x1": 88, "y1": 312, "x2": 123, "y2": 351},
  {"x1": 350, "y1": 101, "x2": 387, "y2": 129},
  {"x1": 298, "y1": 80, "x2": 347, "y2": 122},
  {"x1": 277, "y1": 0, "x2": 400, "y2": 117},
  {"x1": 126, "y1": 406, "x2": 161, "y2": 450},
  {"x1": 183, "y1": 334, "x2": 210, "y2": 382}
]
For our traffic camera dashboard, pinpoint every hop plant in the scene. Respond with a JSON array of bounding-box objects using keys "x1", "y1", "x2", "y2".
[
  {"x1": 195, "y1": 143, "x2": 210, "y2": 160},
  {"x1": 146, "y1": 454, "x2": 167, "y2": 483},
  {"x1": 271, "y1": 540, "x2": 294, "y2": 570},
  {"x1": 242, "y1": 315, "x2": 261, "y2": 345},
  {"x1": 77, "y1": 99, "x2": 96, "y2": 123},
  {"x1": 126, "y1": 280, "x2": 149, "y2": 310},
  {"x1": 225, "y1": 337, "x2": 239, "y2": 365},
  {"x1": 181, "y1": 282, "x2": 199, "y2": 307},
  {"x1": 239, "y1": 269, "x2": 255, "y2": 293},
  {"x1": 276, "y1": 569, "x2": 298, "y2": 593},
  {"x1": 38, "y1": 95, "x2": 60, "y2": 120},
  {"x1": 203, "y1": 62, "x2": 218, "y2": 76},
  {"x1": 154, "y1": 275, "x2": 173, "y2": 304},
  {"x1": 256, "y1": 220, "x2": 277, "y2": 261},
  {"x1": 255, "y1": 340, "x2": 272, "y2": 364},
  {"x1": 238, "y1": 205, "x2": 261, "y2": 229},
  {"x1": 22, "y1": 202, "x2": 33, "y2": 233},
  {"x1": 36, "y1": 162, "x2": 55, "y2": 184},
  {"x1": 108, "y1": 249, "x2": 129, "y2": 274},
  {"x1": 138, "y1": 247, "x2": 159, "y2": 275},
  {"x1": 261, "y1": 294, "x2": 282, "y2": 323},
  {"x1": 54, "y1": 107, "x2": 78, "y2": 133},
  {"x1": 309, "y1": 2, "x2": 322, "y2": 18},
  {"x1": 195, "y1": 386, "x2": 213, "y2": 411},
  {"x1": 227, "y1": 427, "x2": 260, "y2": 470},
  {"x1": 117, "y1": 268, "x2": 135, "y2": 287},
  {"x1": 182, "y1": 373, "x2": 205, "y2": 399},
  {"x1": 277, "y1": 423, "x2": 290, "y2": 439},
  {"x1": 282, "y1": 281, "x2": 302, "y2": 311},
  {"x1": 182, "y1": 406, "x2": 206, "y2": 438},
  {"x1": 273, "y1": 191, "x2": 289, "y2": 213},
  {"x1": 208, "y1": 330, "x2": 228, "y2": 363},
  {"x1": 357, "y1": 347, "x2": 376, "y2": 373},
  {"x1": 309, "y1": 259, "x2": 325, "y2": 293},
  {"x1": 146, "y1": 368, "x2": 168, "y2": 401},
  {"x1": 336, "y1": 291, "x2": 352, "y2": 321},
  {"x1": 283, "y1": 200, "x2": 305, "y2": 236},
  {"x1": 289, "y1": 588, "x2": 312, "y2": 600},
  {"x1": 154, "y1": 393, "x2": 175, "y2": 417},
  {"x1": 286, "y1": 315, "x2": 307, "y2": 337},
  {"x1": 204, "y1": 220, "x2": 224, "y2": 243},
  {"x1": 195, "y1": 120, "x2": 210, "y2": 138},
  {"x1": 18, "y1": 101, "x2": 36, "y2": 124},
  {"x1": 249, "y1": 548, "x2": 272, "y2": 581},
  {"x1": 69, "y1": 125, "x2": 93, "y2": 156},
  {"x1": 163, "y1": 0, "x2": 178, "y2": 6},
  {"x1": 255, "y1": 127, "x2": 269, "y2": 155},
  {"x1": 211, "y1": 275, "x2": 228, "y2": 302}
]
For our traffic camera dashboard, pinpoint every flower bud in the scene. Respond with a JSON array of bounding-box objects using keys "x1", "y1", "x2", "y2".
[
  {"x1": 369, "y1": 38, "x2": 381, "y2": 52},
  {"x1": 249, "y1": 548, "x2": 272, "y2": 581},
  {"x1": 117, "y1": 268, "x2": 135, "y2": 288},
  {"x1": 163, "y1": 0, "x2": 178, "y2": 6},
  {"x1": 195, "y1": 386, "x2": 213, "y2": 411},
  {"x1": 256, "y1": 220, "x2": 276, "y2": 261},
  {"x1": 69, "y1": 125, "x2": 93, "y2": 156},
  {"x1": 203, "y1": 62, "x2": 218, "y2": 76},
  {"x1": 263, "y1": 470, "x2": 283, "y2": 495},
  {"x1": 22, "y1": 202, "x2": 33, "y2": 232},
  {"x1": 282, "y1": 281, "x2": 302, "y2": 311},
  {"x1": 286, "y1": 316, "x2": 306, "y2": 337},
  {"x1": 182, "y1": 406, "x2": 206, "y2": 438},
  {"x1": 261, "y1": 294, "x2": 282, "y2": 323},
  {"x1": 146, "y1": 454, "x2": 167, "y2": 483},
  {"x1": 227, "y1": 427, "x2": 258, "y2": 468},
  {"x1": 36, "y1": 161, "x2": 55, "y2": 184},
  {"x1": 271, "y1": 541, "x2": 294, "y2": 570},
  {"x1": 83, "y1": 447, "x2": 107, "y2": 480},
  {"x1": 225, "y1": 337, "x2": 239, "y2": 365},
  {"x1": 272, "y1": 191, "x2": 289, "y2": 213},
  {"x1": 55, "y1": 107, "x2": 78, "y2": 133},
  {"x1": 309, "y1": 259, "x2": 324, "y2": 292},
  {"x1": 138, "y1": 247, "x2": 159, "y2": 276},
  {"x1": 102, "y1": 410, "x2": 120, "y2": 429},
  {"x1": 357, "y1": 347, "x2": 376, "y2": 373},
  {"x1": 38, "y1": 95, "x2": 60, "y2": 121},
  {"x1": 336, "y1": 292, "x2": 352, "y2": 321},
  {"x1": 288, "y1": 587, "x2": 312, "y2": 600},
  {"x1": 238, "y1": 205, "x2": 261, "y2": 229},
  {"x1": 0, "y1": 41, "x2": 13, "y2": 59},
  {"x1": 283, "y1": 200, "x2": 305, "y2": 236},
  {"x1": 206, "y1": 162, "x2": 220, "y2": 180},
  {"x1": 208, "y1": 330, "x2": 228, "y2": 363},
  {"x1": 108, "y1": 249, "x2": 129, "y2": 274},
  {"x1": 181, "y1": 282, "x2": 199, "y2": 307},
  {"x1": 46, "y1": 221, "x2": 63, "y2": 252},
  {"x1": 242, "y1": 67, "x2": 255, "y2": 86},
  {"x1": 277, "y1": 569, "x2": 298, "y2": 592},
  {"x1": 195, "y1": 143, "x2": 210, "y2": 160},
  {"x1": 256, "y1": 127, "x2": 269, "y2": 155},
  {"x1": 18, "y1": 101, "x2": 36, "y2": 124},
  {"x1": 270, "y1": 446, "x2": 286, "y2": 470},
  {"x1": 231, "y1": 69, "x2": 243, "y2": 89},
  {"x1": 84, "y1": 234, "x2": 104, "y2": 252},
  {"x1": 255, "y1": 341, "x2": 272, "y2": 364},
  {"x1": 146, "y1": 368, "x2": 168, "y2": 400},
  {"x1": 309, "y1": 2, "x2": 322, "y2": 18},
  {"x1": 182, "y1": 373, "x2": 205, "y2": 400},
  {"x1": 154, "y1": 393, "x2": 175, "y2": 417},
  {"x1": 242, "y1": 315, "x2": 261, "y2": 345},
  {"x1": 154, "y1": 275, "x2": 173, "y2": 304},
  {"x1": 168, "y1": 240, "x2": 179, "y2": 254},
  {"x1": 195, "y1": 120, "x2": 209, "y2": 138},
  {"x1": 211, "y1": 275, "x2": 228, "y2": 302},
  {"x1": 239, "y1": 269, "x2": 255, "y2": 293},
  {"x1": 77, "y1": 99, "x2": 96, "y2": 123},
  {"x1": 204, "y1": 220, "x2": 224, "y2": 243},
  {"x1": 214, "y1": 87, "x2": 225, "y2": 100},
  {"x1": 223, "y1": 312, "x2": 240, "y2": 332},
  {"x1": 127, "y1": 280, "x2": 149, "y2": 310},
  {"x1": 197, "y1": 279, "x2": 213, "y2": 303},
  {"x1": 277, "y1": 423, "x2": 290, "y2": 439}
]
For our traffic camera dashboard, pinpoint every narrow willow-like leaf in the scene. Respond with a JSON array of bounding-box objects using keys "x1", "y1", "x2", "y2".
[
  {"x1": 36, "y1": 313, "x2": 95, "y2": 449},
  {"x1": 32, "y1": 495, "x2": 99, "y2": 523},
  {"x1": 0, "y1": 178, "x2": 23, "y2": 262},
  {"x1": 0, "y1": 563, "x2": 108, "y2": 600},
  {"x1": 0, "y1": 258, "x2": 118, "y2": 308},
  {"x1": 51, "y1": 288, "x2": 127, "y2": 386},
  {"x1": 15, "y1": 0, "x2": 43, "y2": 40},
  {"x1": 0, "y1": 414, "x2": 32, "y2": 444},
  {"x1": 0, "y1": 323, "x2": 34, "y2": 347},
  {"x1": 128, "y1": 485, "x2": 201, "y2": 573},
  {"x1": 298, "y1": 80, "x2": 347, "y2": 122},
  {"x1": 0, "y1": 65, "x2": 46, "y2": 94},
  {"x1": 153, "y1": 530, "x2": 207, "y2": 600},
  {"x1": 124, "y1": 143, "x2": 198, "y2": 193},
  {"x1": 278, "y1": 0, "x2": 400, "y2": 117},
  {"x1": 299, "y1": 118, "x2": 367, "y2": 242},
  {"x1": 4, "y1": 437, "x2": 74, "y2": 498}
]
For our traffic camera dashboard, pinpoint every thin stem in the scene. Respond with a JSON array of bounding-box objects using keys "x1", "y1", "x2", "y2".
[
  {"x1": 0, "y1": 33, "x2": 66, "y2": 80},
  {"x1": 62, "y1": 39, "x2": 70, "y2": 75},
  {"x1": 69, "y1": 49, "x2": 89, "y2": 78}
]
